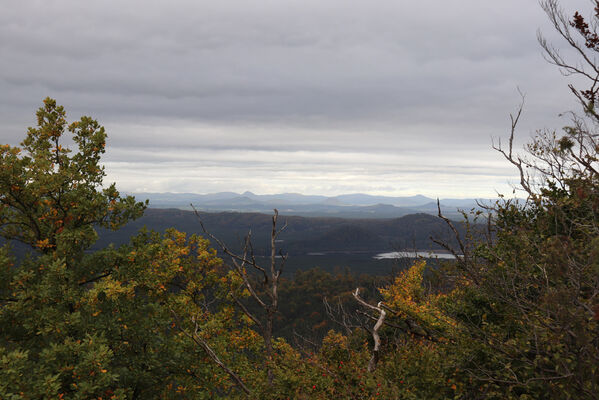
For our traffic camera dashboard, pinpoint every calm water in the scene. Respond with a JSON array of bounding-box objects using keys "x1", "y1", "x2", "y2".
[{"x1": 373, "y1": 251, "x2": 458, "y2": 260}]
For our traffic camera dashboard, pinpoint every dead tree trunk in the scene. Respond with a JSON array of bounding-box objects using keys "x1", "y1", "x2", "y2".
[
  {"x1": 193, "y1": 207, "x2": 287, "y2": 386},
  {"x1": 353, "y1": 288, "x2": 386, "y2": 372}
]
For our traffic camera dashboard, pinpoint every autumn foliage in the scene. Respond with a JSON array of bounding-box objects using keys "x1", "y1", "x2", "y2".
[{"x1": 3, "y1": 1, "x2": 599, "y2": 398}]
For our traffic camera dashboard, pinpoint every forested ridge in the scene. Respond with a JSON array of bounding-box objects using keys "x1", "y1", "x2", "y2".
[
  {"x1": 91, "y1": 209, "x2": 459, "y2": 256},
  {"x1": 2, "y1": 1, "x2": 599, "y2": 398}
]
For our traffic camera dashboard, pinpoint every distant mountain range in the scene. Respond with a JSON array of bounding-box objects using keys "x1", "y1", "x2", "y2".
[{"x1": 126, "y1": 191, "x2": 495, "y2": 219}]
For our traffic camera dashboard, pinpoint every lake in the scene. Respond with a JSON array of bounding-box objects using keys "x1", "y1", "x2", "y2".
[{"x1": 374, "y1": 251, "x2": 458, "y2": 260}]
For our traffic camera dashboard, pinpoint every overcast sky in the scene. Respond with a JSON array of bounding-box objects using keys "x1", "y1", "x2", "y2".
[{"x1": 0, "y1": 0, "x2": 591, "y2": 198}]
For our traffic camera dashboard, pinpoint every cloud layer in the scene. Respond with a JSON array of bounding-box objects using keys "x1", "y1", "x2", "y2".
[{"x1": 0, "y1": 0, "x2": 589, "y2": 197}]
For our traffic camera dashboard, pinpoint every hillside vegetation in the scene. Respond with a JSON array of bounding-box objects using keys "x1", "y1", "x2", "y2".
[{"x1": 92, "y1": 209, "x2": 461, "y2": 256}]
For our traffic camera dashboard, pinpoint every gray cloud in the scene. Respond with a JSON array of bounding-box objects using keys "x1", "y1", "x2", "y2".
[{"x1": 0, "y1": 0, "x2": 590, "y2": 197}]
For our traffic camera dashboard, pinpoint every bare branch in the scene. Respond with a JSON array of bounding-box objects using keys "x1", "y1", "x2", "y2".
[
  {"x1": 324, "y1": 297, "x2": 362, "y2": 335},
  {"x1": 191, "y1": 205, "x2": 287, "y2": 386},
  {"x1": 492, "y1": 95, "x2": 534, "y2": 197},
  {"x1": 171, "y1": 310, "x2": 251, "y2": 395},
  {"x1": 353, "y1": 288, "x2": 386, "y2": 372}
]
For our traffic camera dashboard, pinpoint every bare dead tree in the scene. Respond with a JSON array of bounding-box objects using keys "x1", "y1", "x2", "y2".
[
  {"x1": 192, "y1": 207, "x2": 287, "y2": 386},
  {"x1": 352, "y1": 288, "x2": 386, "y2": 372}
]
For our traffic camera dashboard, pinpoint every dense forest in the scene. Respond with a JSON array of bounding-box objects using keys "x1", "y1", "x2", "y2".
[
  {"x1": 4, "y1": 207, "x2": 464, "y2": 276},
  {"x1": 94, "y1": 208, "x2": 460, "y2": 256},
  {"x1": 2, "y1": 1, "x2": 599, "y2": 398}
]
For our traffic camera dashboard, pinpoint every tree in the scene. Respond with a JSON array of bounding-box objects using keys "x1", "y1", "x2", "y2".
[
  {"x1": 312, "y1": 2, "x2": 599, "y2": 398},
  {"x1": 191, "y1": 208, "x2": 289, "y2": 393},
  {"x1": 420, "y1": 2, "x2": 599, "y2": 396},
  {"x1": 0, "y1": 98, "x2": 146, "y2": 258},
  {"x1": 0, "y1": 98, "x2": 148, "y2": 397},
  {"x1": 0, "y1": 99, "x2": 243, "y2": 398}
]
